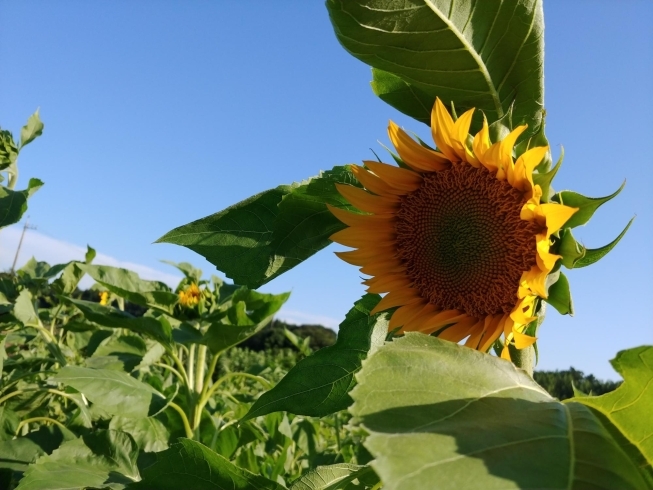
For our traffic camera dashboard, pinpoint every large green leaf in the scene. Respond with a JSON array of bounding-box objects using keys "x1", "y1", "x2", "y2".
[
  {"x1": 327, "y1": 0, "x2": 545, "y2": 138},
  {"x1": 351, "y1": 334, "x2": 650, "y2": 490},
  {"x1": 290, "y1": 464, "x2": 378, "y2": 490},
  {"x1": 200, "y1": 288, "x2": 289, "y2": 354},
  {"x1": 51, "y1": 366, "x2": 167, "y2": 419},
  {"x1": 16, "y1": 430, "x2": 139, "y2": 490},
  {"x1": 81, "y1": 264, "x2": 178, "y2": 313},
  {"x1": 0, "y1": 178, "x2": 43, "y2": 229},
  {"x1": 109, "y1": 416, "x2": 169, "y2": 453},
  {"x1": 126, "y1": 439, "x2": 283, "y2": 490},
  {"x1": 243, "y1": 295, "x2": 387, "y2": 420},
  {"x1": 157, "y1": 166, "x2": 361, "y2": 288},
  {"x1": 63, "y1": 297, "x2": 172, "y2": 347},
  {"x1": 573, "y1": 346, "x2": 653, "y2": 480}
]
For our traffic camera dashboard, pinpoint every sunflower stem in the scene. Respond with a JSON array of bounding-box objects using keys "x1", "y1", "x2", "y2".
[{"x1": 510, "y1": 345, "x2": 535, "y2": 377}]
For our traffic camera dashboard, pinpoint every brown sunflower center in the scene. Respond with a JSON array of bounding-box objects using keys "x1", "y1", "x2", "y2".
[{"x1": 395, "y1": 163, "x2": 540, "y2": 318}]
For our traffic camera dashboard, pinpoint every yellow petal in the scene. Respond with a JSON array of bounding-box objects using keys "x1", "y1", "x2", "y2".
[
  {"x1": 351, "y1": 166, "x2": 404, "y2": 196},
  {"x1": 513, "y1": 146, "x2": 548, "y2": 191},
  {"x1": 364, "y1": 160, "x2": 423, "y2": 192},
  {"x1": 512, "y1": 329, "x2": 537, "y2": 349},
  {"x1": 478, "y1": 315, "x2": 508, "y2": 352},
  {"x1": 540, "y1": 203, "x2": 578, "y2": 236},
  {"x1": 370, "y1": 288, "x2": 422, "y2": 315},
  {"x1": 431, "y1": 98, "x2": 459, "y2": 162},
  {"x1": 388, "y1": 121, "x2": 449, "y2": 172},
  {"x1": 473, "y1": 116, "x2": 491, "y2": 162},
  {"x1": 335, "y1": 184, "x2": 399, "y2": 214}
]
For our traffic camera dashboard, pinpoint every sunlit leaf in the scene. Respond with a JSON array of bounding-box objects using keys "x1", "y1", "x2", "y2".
[
  {"x1": 16, "y1": 430, "x2": 139, "y2": 490},
  {"x1": 126, "y1": 439, "x2": 283, "y2": 490},
  {"x1": 327, "y1": 0, "x2": 545, "y2": 139},
  {"x1": 0, "y1": 178, "x2": 43, "y2": 229},
  {"x1": 351, "y1": 334, "x2": 650, "y2": 490},
  {"x1": 52, "y1": 366, "x2": 167, "y2": 419},
  {"x1": 200, "y1": 289, "x2": 289, "y2": 354},
  {"x1": 157, "y1": 166, "x2": 361, "y2": 288},
  {"x1": 289, "y1": 464, "x2": 377, "y2": 490},
  {"x1": 573, "y1": 346, "x2": 653, "y2": 482},
  {"x1": 19, "y1": 110, "x2": 44, "y2": 149},
  {"x1": 63, "y1": 297, "x2": 173, "y2": 347},
  {"x1": 81, "y1": 264, "x2": 178, "y2": 313},
  {"x1": 243, "y1": 295, "x2": 387, "y2": 419},
  {"x1": 109, "y1": 416, "x2": 169, "y2": 453}
]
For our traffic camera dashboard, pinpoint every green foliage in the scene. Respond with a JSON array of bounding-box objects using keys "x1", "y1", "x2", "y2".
[
  {"x1": 157, "y1": 166, "x2": 362, "y2": 288},
  {"x1": 573, "y1": 346, "x2": 653, "y2": 484},
  {"x1": 128, "y1": 439, "x2": 283, "y2": 490},
  {"x1": 351, "y1": 334, "x2": 650, "y2": 490},
  {"x1": 240, "y1": 319, "x2": 337, "y2": 352},
  {"x1": 0, "y1": 111, "x2": 43, "y2": 230},
  {"x1": 533, "y1": 367, "x2": 621, "y2": 401},
  {"x1": 244, "y1": 295, "x2": 388, "y2": 420},
  {"x1": 327, "y1": 0, "x2": 545, "y2": 140}
]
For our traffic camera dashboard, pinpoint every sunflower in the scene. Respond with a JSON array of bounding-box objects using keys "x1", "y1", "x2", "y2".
[
  {"x1": 329, "y1": 98, "x2": 577, "y2": 360},
  {"x1": 178, "y1": 283, "x2": 201, "y2": 308}
]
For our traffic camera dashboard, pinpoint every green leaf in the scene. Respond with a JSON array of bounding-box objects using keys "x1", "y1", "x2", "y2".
[
  {"x1": 126, "y1": 439, "x2": 284, "y2": 490},
  {"x1": 51, "y1": 366, "x2": 167, "y2": 418},
  {"x1": 0, "y1": 428, "x2": 74, "y2": 478},
  {"x1": 0, "y1": 129, "x2": 18, "y2": 171},
  {"x1": 63, "y1": 297, "x2": 173, "y2": 347},
  {"x1": 16, "y1": 430, "x2": 139, "y2": 490},
  {"x1": 200, "y1": 288, "x2": 289, "y2": 354},
  {"x1": 161, "y1": 260, "x2": 201, "y2": 283},
  {"x1": 81, "y1": 264, "x2": 178, "y2": 313},
  {"x1": 544, "y1": 271, "x2": 573, "y2": 316},
  {"x1": 85, "y1": 245, "x2": 96, "y2": 264},
  {"x1": 0, "y1": 178, "x2": 43, "y2": 229},
  {"x1": 19, "y1": 110, "x2": 44, "y2": 149},
  {"x1": 575, "y1": 217, "x2": 634, "y2": 269},
  {"x1": 553, "y1": 181, "x2": 625, "y2": 229},
  {"x1": 109, "y1": 416, "x2": 169, "y2": 453},
  {"x1": 290, "y1": 464, "x2": 377, "y2": 490},
  {"x1": 371, "y1": 69, "x2": 434, "y2": 125},
  {"x1": 351, "y1": 334, "x2": 650, "y2": 490},
  {"x1": 533, "y1": 146, "x2": 563, "y2": 202},
  {"x1": 0, "y1": 407, "x2": 19, "y2": 441},
  {"x1": 573, "y1": 346, "x2": 653, "y2": 477},
  {"x1": 157, "y1": 166, "x2": 361, "y2": 289},
  {"x1": 327, "y1": 0, "x2": 545, "y2": 139},
  {"x1": 243, "y1": 295, "x2": 387, "y2": 420}
]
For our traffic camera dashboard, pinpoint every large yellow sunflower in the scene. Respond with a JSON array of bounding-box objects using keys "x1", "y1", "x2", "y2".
[{"x1": 329, "y1": 99, "x2": 577, "y2": 360}]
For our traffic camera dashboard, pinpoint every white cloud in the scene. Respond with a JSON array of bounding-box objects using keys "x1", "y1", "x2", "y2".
[{"x1": 0, "y1": 225, "x2": 181, "y2": 288}]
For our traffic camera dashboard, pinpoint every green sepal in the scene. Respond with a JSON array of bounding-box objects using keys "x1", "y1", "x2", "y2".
[
  {"x1": 557, "y1": 228, "x2": 586, "y2": 269},
  {"x1": 552, "y1": 180, "x2": 625, "y2": 229},
  {"x1": 488, "y1": 104, "x2": 513, "y2": 144},
  {"x1": 544, "y1": 271, "x2": 574, "y2": 316},
  {"x1": 533, "y1": 146, "x2": 563, "y2": 202},
  {"x1": 574, "y1": 217, "x2": 634, "y2": 269},
  {"x1": 514, "y1": 113, "x2": 550, "y2": 170}
]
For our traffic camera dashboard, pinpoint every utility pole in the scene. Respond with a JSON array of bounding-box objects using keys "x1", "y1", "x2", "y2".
[{"x1": 11, "y1": 218, "x2": 37, "y2": 274}]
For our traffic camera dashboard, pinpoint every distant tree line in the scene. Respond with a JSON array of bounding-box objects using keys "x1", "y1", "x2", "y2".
[{"x1": 533, "y1": 367, "x2": 621, "y2": 400}]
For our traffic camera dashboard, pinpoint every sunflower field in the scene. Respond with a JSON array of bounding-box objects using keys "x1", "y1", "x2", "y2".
[{"x1": 1, "y1": 1, "x2": 652, "y2": 489}]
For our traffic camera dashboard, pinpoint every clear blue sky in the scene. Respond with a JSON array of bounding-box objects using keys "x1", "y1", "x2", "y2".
[{"x1": 1, "y1": 2, "x2": 651, "y2": 380}]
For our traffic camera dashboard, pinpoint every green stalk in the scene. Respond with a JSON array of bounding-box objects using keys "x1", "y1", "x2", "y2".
[
  {"x1": 509, "y1": 345, "x2": 535, "y2": 377},
  {"x1": 187, "y1": 344, "x2": 196, "y2": 391},
  {"x1": 194, "y1": 345, "x2": 207, "y2": 394},
  {"x1": 168, "y1": 402, "x2": 194, "y2": 439},
  {"x1": 200, "y1": 372, "x2": 271, "y2": 408},
  {"x1": 15, "y1": 417, "x2": 67, "y2": 435}
]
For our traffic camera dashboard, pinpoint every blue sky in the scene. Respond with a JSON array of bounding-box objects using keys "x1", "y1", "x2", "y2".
[{"x1": 1, "y1": 2, "x2": 651, "y2": 380}]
